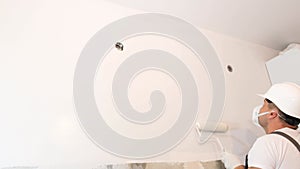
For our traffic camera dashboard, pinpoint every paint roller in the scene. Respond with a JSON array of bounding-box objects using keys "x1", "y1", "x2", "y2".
[
  {"x1": 195, "y1": 122, "x2": 227, "y2": 151},
  {"x1": 195, "y1": 122, "x2": 229, "y2": 133}
]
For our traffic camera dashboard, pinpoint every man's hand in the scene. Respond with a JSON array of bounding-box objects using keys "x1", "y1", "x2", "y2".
[{"x1": 221, "y1": 152, "x2": 243, "y2": 169}]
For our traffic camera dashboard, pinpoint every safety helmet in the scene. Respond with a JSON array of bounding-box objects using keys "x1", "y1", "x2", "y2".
[{"x1": 258, "y1": 82, "x2": 300, "y2": 119}]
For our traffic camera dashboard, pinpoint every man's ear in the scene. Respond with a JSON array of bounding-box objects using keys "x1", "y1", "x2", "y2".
[{"x1": 269, "y1": 109, "x2": 278, "y2": 119}]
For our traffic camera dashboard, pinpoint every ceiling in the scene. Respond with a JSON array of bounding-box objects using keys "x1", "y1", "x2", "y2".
[{"x1": 108, "y1": 0, "x2": 300, "y2": 50}]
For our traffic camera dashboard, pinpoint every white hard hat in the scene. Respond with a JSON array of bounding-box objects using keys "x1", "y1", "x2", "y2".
[{"x1": 258, "y1": 82, "x2": 300, "y2": 119}]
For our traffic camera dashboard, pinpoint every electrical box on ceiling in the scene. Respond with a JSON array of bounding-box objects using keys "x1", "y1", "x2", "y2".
[{"x1": 266, "y1": 44, "x2": 300, "y2": 85}]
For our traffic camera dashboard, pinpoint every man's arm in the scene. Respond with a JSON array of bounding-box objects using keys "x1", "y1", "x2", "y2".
[
  {"x1": 234, "y1": 165, "x2": 261, "y2": 169},
  {"x1": 233, "y1": 165, "x2": 244, "y2": 169},
  {"x1": 222, "y1": 152, "x2": 262, "y2": 169}
]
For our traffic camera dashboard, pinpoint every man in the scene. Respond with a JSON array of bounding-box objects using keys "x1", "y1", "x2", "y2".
[{"x1": 222, "y1": 82, "x2": 300, "y2": 169}]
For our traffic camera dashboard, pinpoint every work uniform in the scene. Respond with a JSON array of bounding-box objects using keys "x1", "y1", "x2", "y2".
[{"x1": 247, "y1": 127, "x2": 300, "y2": 169}]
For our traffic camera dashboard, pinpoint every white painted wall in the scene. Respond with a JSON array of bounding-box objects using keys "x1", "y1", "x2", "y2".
[
  {"x1": 201, "y1": 29, "x2": 279, "y2": 160},
  {"x1": 0, "y1": 0, "x2": 279, "y2": 168}
]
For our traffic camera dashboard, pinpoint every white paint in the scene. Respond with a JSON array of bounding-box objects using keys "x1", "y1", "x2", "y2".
[
  {"x1": 0, "y1": 0, "x2": 280, "y2": 168},
  {"x1": 94, "y1": 34, "x2": 211, "y2": 139}
]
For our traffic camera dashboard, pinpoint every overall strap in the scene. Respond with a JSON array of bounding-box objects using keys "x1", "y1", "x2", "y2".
[
  {"x1": 244, "y1": 154, "x2": 248, "y2": 169},
  {"x1": 271, "y1": 131, "x2": 300, "y2": 152}
]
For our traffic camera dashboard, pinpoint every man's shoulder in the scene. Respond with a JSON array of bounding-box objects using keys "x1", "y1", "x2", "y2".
[
  {"x1": 256, "y1": 127, "x2": 299, "y2": 144},
  {"x1": 273, "y1": 127, "x2": 300, "y2": 141}
]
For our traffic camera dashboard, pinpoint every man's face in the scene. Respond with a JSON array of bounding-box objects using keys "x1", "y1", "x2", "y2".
[{"x1": 258, "y1": 99, "x2": 272, "y2": 127}]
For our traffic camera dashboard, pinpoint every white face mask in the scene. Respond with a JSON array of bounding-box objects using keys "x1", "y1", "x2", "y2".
[{"x1": 252, "y1": 105, "x2": 270, "y2": 127}]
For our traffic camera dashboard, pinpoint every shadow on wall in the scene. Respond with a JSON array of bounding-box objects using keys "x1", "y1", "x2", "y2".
[{"x1": 95, "y1": 161, "x2": 225, "y2": 169}]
